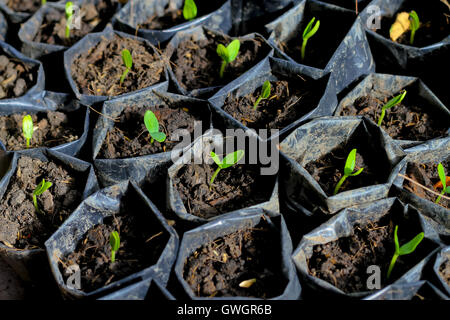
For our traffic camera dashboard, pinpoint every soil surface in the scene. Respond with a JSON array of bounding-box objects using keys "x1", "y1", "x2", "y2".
[
  {"x1": 339, "y1": 95, "x2": 448, "y2": 141},
  {"x1": 6, "y1": 0, "x2": 57, "y2": 14},
  {"x1": 59, "y1": 192, "x2": 169, "y2": 293},
  {"x1": 71, "y1": 34, "x2": 164, "y2": 97},
  {"x1": 304, "y1": 146, "x2": 384, "y2": 196},
  {"x1": 183, "y1": 219, "x2": 288, "y2": 298},
  {"x1": 0, "y1": 156, "x2": 85, "y2": 249},
  {"x1": 32, "y1": 1, "x2": 117, "y2": 47},
  {"x1": 439, "y1": 259, "x2": 450, "y2": 287},
  {"x1": 403, "y1": 159, "x2": 450, "y2": 209},
  {"x1": 0, "y1": 111, "x2": 81, "y2": 151},
  {"x1": 173, "y1": 162, "x2": 275, "y2": 219},
  {"x1": 0, "y1": 54, "x2": 36, "y2": 99},
  {"x1": 308, "y1": 217, "x2": 433, "y2": 293},
  {"x1": 222, "y1": 77, "x2": 324, "y2": 133},
  {"x1": 98, "y1": 103, "x2": 203, "y2": 159},
  {"x1": 171, "y1": 31, "x2": 270, "y2": 91},
  {"x1": 139, "y1": 0, "x2": 225, "y2": 30}
]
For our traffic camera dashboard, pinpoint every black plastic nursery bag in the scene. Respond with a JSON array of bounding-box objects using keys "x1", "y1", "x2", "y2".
[
  {"x1": 433, "y1": 246, "x2": 450, "y2": 296},
  {"x1": 0, "y1": 10, "x2": 7, "y2": 41},
  {"x1": 99, "y1": 277, "x2": 175, "y2": 300},
  {"x1": 364, "y1": 280, "x2": 449, "y2": 300}
]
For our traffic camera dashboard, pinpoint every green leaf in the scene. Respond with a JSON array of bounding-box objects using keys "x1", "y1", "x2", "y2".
[
  {"x1": 122, "y1": 49, "x2": 133, "y2": 69},
  {"x1": 144, "y1": 110, "x2": 159, "y2": 134},
  {"x1": 226, "y1": 39, "x2": 240, "y2": 62},
  {"x1": 398, "y1": 232, "x2": 424, "y2": 256},
  {"x1": 349, "y1": 167, "x2": 364, "y2": 177},
  {"x1": 150, "y1": 131, "x2": 166, "y2": 143},
  {"x1": 183, "y1": 0, "x2": 197, "y2": 21},
  {"x1": 210, "y1": 151, "x2": 222, "y2": 166},
  {"x1": 65, "y1": 1, "x2": 73, "y2": 17},
  {"x1": 221, "y1": 150, "x2": 244, "y2": 169},
  {"x1": 22, "y1": 115, "x2": 33, "y2": 141},
  {"x1": 438, "y1": 162, "x2": 447, "y2": 190},
  {"x1": 216, "y1": 44, "x2": 229, "y2": 62},
  {"x1": 303, "y1": 17, "x2": 320, "y2": 41},
  {"x1": 261, "y1": 80, "x2": 271, "y2": 99},
  {"x1": 343, "y1": 149, "x2": 357, "y2": 176},
  {"x1": 382, "y1": 90, "x2": 407, "y2": 111},
  {"x1": 409, "y1": 10, "x2": 420, "y2": 31},
  {"x1": 110, "y1": 231, "x2": 120, "y2": 252},
  {"x1": 33, "y1": 178, "x2": 52, "y2": 196}
]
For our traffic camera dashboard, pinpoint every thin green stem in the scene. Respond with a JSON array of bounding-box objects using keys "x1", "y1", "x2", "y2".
[
  {"x1": 26, "y1": 138, "x2": 30, "y2": 148},
  {"x1": 219, "y1": 61, "x2": 227, "y2": 78},
  {"x1": 377, "y1": 109, "x2": 386, "y2": 126},
  {"x1": 410, "y1": 30, "x2": 415, "y2": 45},
  {"x1": 42, "y1": 0, "x2": 46, "y2": 5},
  {"x1": 65, "y1": 19, "x2": 71, "y2": 39},
  {"x1": 301, "y1": 39, "x2": 307, "y2": 61},
  {"x1": 333, "y1": 175, "x2": 348, "y2": 195},
  {"x1": 435, "y1": 189, "x2": 445, "y2": 204},
  {"x1": 111, "y1": 250, "x2": 116, "y2": 263},
  {"x1": 387, "y1": 253, "x2": 398, "y2": 279},
  {"x1": 33, "y1": 195, "x2": 41, "y2": 214},
  {"x1": 253, "y1": 96, "x2": 262, "y2": 110},
  {"x1": 210, "y1": 167, "x2": 221, "y2": 188},
  {"x1": 120, "y1": 68, "x2": 130, "y2": 85}
]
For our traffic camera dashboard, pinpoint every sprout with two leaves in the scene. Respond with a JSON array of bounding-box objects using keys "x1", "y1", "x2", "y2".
[
  {"x1": 333, "y1": 148, "x2": 364, "y2": 195},
  {"x1": 435, "y1": 162, "x2": 450, "y2": 204},
  {"x1": 377, "y1": 90, "x2": 407, "y2": 126},
  {"x1": 209, "y1": 150, "x2": 245, "y2": 189},
  {"x1": 409, "y1": 11, "x2": 420, "y2": 45},
  {"x1": 120, "y1": 49, "x2": 133, "y2": 85},
  {"x1": 33, "y1": 178, "x2": 52, "y2": 214},
  {"x1": 253, "y1": 80, "x2": 271, "y2": 110},
  {"x1": 144, "y1": 110, "x2": 166, "y2": 144},
  {"x1": 216, "y1": 39, "x2": 240, "y2": 79},
  {"x1": 301, "y1": 17, "x2": 320, "y2": 61},
  {"x1": 22, "y1": 114, "x2": 34, "y2": 149}
]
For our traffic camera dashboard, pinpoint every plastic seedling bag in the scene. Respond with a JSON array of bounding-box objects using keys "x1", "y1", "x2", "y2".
[
  {"x1": 0, "y1": 148, "x2": 99, "y2": 282},
  {"x1": 280, "y1": 116, "x2": 405, "y2": 215},
  {"x1": 0, "y1": 10, "x2": 7, "y2": 41},
  {"x1": 364, "y1": 280, "x2": 449, "y2": 300},
  {"x1": 265, "y1": 0, "x2": 374, "y2": 93},
  {"x1": 334, "y1": 73, "x2": 450, "y2": 149},
  {"x1": 174, "y1": 209, "x2": 302, "y2": 299},
  {"x1": 99, "y1": 277, "x2": 175, "y2": 300},
  {"x1": 433, "y1": 246, "x2": 450, "y2": 296},
  {"x1": 292, "y1": 197, "x2": 443, "y2": 298},
  {"x1": 113, "y1": 0, "x2": 232, "y2": 45}
]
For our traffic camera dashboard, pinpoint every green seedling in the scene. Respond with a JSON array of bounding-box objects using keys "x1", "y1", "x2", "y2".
[
  {"x1": 22, "y1": 114, "x2": 33, "y2": 149},
  {"x1": 387, "y1": 225, "x2": 424, "y2": 279},
  {"x1": 333, "y1": 148, "x2": 364, "y2": 195},
  {"x1": 216, "y1": 39, "x2": 240, "y2": 78},
  {"x1": 183, "y1": 0, "x2": 197, "y2": 21},
  {"x1": 65, "y1": 2, "x2": 73, "y2": 39},
  {"x1": 253, "y1": 80, "x2": 271, "y2": 110},
  {"x1": 435, "y1": 162, "x2": 450, "y2": 204},
  {"x1": 109, "y1": 231, "x2": 120, "y2": 263},
  {"x1": 33, "y1": 178, "x2": 52, "y2": 214},
  {"x1": 409, "y1": 11, "x2": 420, "y2": 45},
  {"x1": 301, "y1": 17, "x2": 320, "y2": 61},
  {"x1": 144, "y1": 110, "x2": 166, "y2": 143},
  {"x1": 42, "y1": 0, "x2": 47, "y2": 5},
  {"x1": 120, "y1": 49, "x2": 133, "y2": 85},
  {"x1": 377, "y1": 90, "x2": 407, "y2": 126},
  {"x1": 209, "y1": 150, "x2": 245, "y2": 188}
]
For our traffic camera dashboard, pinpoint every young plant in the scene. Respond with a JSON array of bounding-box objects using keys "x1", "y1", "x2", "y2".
[
  {"x1": 435, "y1": 162, "x2": 450, "y2": 204},
  {"x1": 209, "y1": 150, "x2": 245, "y2": 188},
  {"x1": 183, "y1": 0, "x2": 197, "y2": 21},
  {"x1": 409, "y1": 11, "x2": 420, "y2": 45},
  {"x1": 65, "y1": 2, "x2": 73, "y2": 39},
  {"x1": 42, "y1": 0, "x2": 47, "y2": 5},
  {"x1": 333, "y1": 148, "x2": 364, "y2": 195},
  {"x1": 377, "y1": 90, "x2": 407, "y2": 126},
  {"x1": 387, "y1": 225, "x2": 424, "y2": 279},
  {"x1": 216, "y1": 39, "x2": 240, "y2": 79},
  {"x1": 301, "y1": 17, "x2": 320, "y2": 61},
  {"x1": 253, "y1": 80, "x2": 271, "y2": 110},
  {"x1": 120, "y1": 49, "x2": 133, "y2": 85},
  {"x1": 109, "y1": 231, "x2": 120, "y2": 263},
  {"x1": 33, "y1": 178, "x2": 52, "y2": 214},
  {"x1": 144, "y1": 110, "x2": 166, "y2": 144},
  {"x1": 22, "y1": 114, "x2": 33, "y2": 149}
]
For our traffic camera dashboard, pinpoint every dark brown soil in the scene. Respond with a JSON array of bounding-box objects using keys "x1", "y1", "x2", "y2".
[
  {"x1": 173, "y1": 162, "x2": 275, "y2": 219},
  {"x1": 71, "y1": 34, "x2": 164, "y2": 97},
  {"x1": 98, "y1": 103, "x2": 202, "y2": 159},
  {"x1": 304, "y1": 146, "x2": 384, "y2": 196},
  {"x1": 222, "y1": 76, "x2": 324, "y2": 133},
  {"x1": 183, "y1": 219, "x2": 288, "y2": 298},
  {"x1": 0, "y1": 54, "x2": 37, "y2": 99},
  {"x1": 171, "y1": 31, "x2": 270, "y2": 91},
  {"x1": 59, "y1": 191, "x2": 170, "y2": 293},
  {"x1": 6, "y1": 0, "x2": 57, "y2": 14},
  {"x1": 403, "y1": 159, "x2": 450, "y2": 209},
  {"x1": 439, "y1": 260, "x2": 450, "y2": 287},
  {"x1": 139, "y1": 0, "x2": 225, "y2": 30},
  {"x1": 0, "y1": 156, "x2": 85, "y2": 250},
  {"x1": 339, "y1": 95, "x2": 448, "y2": 141},
  {"x1": 32, "y1": 0, "x2": 117, "y2": 47},
  {"x1": 0, "y1": 111, "x2": 81, "y2": 151},
  {"x1": 308, "y1": 216, "x2": 434, "y2": 293}
]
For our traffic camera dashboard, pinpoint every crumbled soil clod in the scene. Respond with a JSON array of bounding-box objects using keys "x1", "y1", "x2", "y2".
[
  {"x1": 0, "y1": 54, "x2": 36, "y2": 99},
  {"x1": 71, "y1": 35, "x2": 164, "y2": 97},
  {"x1": 6, "y1": 0, "x2": 57, "y2": 14},
  {"x1": 0, "y1": 156, "x2": 85, "y2": 249},
  {"x1": 183, "y1": 219, "x2": 288, "y2": 298}
]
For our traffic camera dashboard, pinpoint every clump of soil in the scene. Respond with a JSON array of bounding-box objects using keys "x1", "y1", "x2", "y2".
[
  {"x1": 98, "y1": 103, "x2": 202, "y2": 159},
  {"x1": 222, "y1": 77, "x2": 323, "y2": 132},
  {"x1": 304, "y1": 146, "x2": 384, "y2": 196},
  {"x1": 173, "y1": 162, "x2": 275, "y2": 219},
  {"x1": 183, "y1": 219, "x2": 288, "y2": 298},
  {"x1": 32, "y1": 1, "x2": 118, "y2": 47},
  {"x1": 71, "y1": 35, "x2": 164, "y2": 97},
  {"x1": 339, "y1": 95, "x2": 448, "y2": 141},
  {"x1": 59, "y1": 192, "x2": 170, "y2": 293},
  {"x1": 308, "y1": 217, "x2": 433, "y2": 293},
  {"x1": 0, "y1": 111, "x2": 81, "y2": 151},
  {"x1": 0, "y1": 54, "x2": 36, "y2": 99},
  {"x1": 6, "y1": 0, "x2": 57, "y2": 14},
  {"x1": 0, "y1": 156, "x2": 84, "y2": 249},
  {"x1": 171, "y1": 31, "x2": 270, "y2": 91},
  {"x1": 403, "y1": 160, "x2": 450, "y2": 209},
  {"x1": 439, "y1": 259, "x2": 450, "y2": 287},
  {"x1": 139, "y1": 0, "x2": 225, "y2": 30}
]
